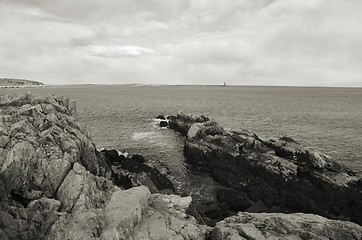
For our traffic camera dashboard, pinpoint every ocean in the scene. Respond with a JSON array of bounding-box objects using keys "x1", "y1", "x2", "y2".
[{"x1": 1, "y1": 85, "x2": 361, "y2": 173}]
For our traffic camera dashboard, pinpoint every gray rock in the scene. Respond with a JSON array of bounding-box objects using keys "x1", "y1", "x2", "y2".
[
  {"x1": 172, "y1": 113, "x2": 362, "y2": 225},
  {"x1": 212, "y1": 212, "x2": 362, "y2": 240},
  {"x1": 0, "y1": 96, "x2": 209, "y2": 239}
]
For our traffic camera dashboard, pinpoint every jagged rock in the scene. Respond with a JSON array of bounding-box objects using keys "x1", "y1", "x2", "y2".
[
  {"x1": 0, "y1": 197, "x2": 61, "y2": 240},
  {"x1": 156, "y1": 115, "x2": 166, "y2": 120},
  {"x1": 159, "y1": 120, "x2": 168, "y2": 127},
  {"x1": 0, "y1": 95, "x2": 208, "y2": 239},
  {"x1": 101, "y1": 186, "x2": 151, "y2": 239},
  {"x1": 132, "y1": 194, "x2": 211, "y2": 239},
  {"x1": 169, "y1": 112, "x2": 209, "y2": 135},
  {"x1": 170, "y1": 113, "x2": 362, "y2": 225},
  {"x1": 0, "y1": 94, "x2": 111, "y2": 201},
  {"x1": 100, "y1": 149, "x2": 175, "y2": 193},
  {"x1": 0, "y1": 94, "x2": 112, "y2": 239},
  {"x1": 212, "y1": 212, "x2": 362, "y2": 240},
  {"x1": 56, "y1": 163, "x2": 116, "y2": 214}
]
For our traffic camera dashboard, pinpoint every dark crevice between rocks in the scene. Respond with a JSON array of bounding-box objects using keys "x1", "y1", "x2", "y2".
[
  {"x1": 100, "y1": 149, "x2": 176, "y2": 193},
  {"x1": 10, "y1": 190, "x2": 31, "y2": 208}
]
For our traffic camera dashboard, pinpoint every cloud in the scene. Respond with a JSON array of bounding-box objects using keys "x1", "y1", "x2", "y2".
[
  {"x1": 0, "y1": 0, "x2": 361, "y2": 86},
  {"x1": 89, "y1": 45, "x2": 155, "y2": 58}
]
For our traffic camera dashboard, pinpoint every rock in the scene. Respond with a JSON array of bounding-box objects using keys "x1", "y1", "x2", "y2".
[
  {"x1": 216, "y1": 188, "x2": 252, "y2": 211},
  {"x1": 156, "y1": 115, "x2": 166, "y2": 120},
  {"x1": 308, "y1": 151, "x2": 329, "y2": 169},
  {"x1": 212, "y1": 212, "x2": 362, "y2": 240},
  {"x1": 132, "y1": 154, "x2": 146, "y2": 163},
  {"x1": 159, "y1": 120, "x2": 168, "y2": 127},
  {"x1": 187, "y1": 123, "x2": 203, "y2": 140},
  {"x1": 169, "y1": 112, "x2": 210, "y2": 135},
  {"x1": 101, "y1": 149, "x2": 125, "y2": 165},
  {"x1": 101, "y1": 149, "x2": 176, "y2": 193},
  {"x1": 132, "y1": 194, "x2": 211, "y2": 239},
  {"x1": 172, "y1": 113, "x2": 362, "y2": 225},
  {"x1": 0, "y1": 96, "x2": 209, "y2": 240},
  {"x1": 0, "y1": 197, "x2": 61, "y2": 240},
  {"x1": 0, "y1": 95, "x2": 111, "y2": 203},
  {"x1": 101, "y1": 186, "x2": 151, "y2": 239},
  {"x1": 56, "y1": 163, "x2": 116, "y2": 214}
]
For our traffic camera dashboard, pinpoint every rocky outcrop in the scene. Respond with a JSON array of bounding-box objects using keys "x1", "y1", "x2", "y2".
[
  {"x1": 0, "y1": 94, "x2": 114, "y2": 239},
  {"x1": 169, "y1": 112, "x2": 209, "y2": 135},
  {"x1": 212, "y1": 212, "x2": 362, "y2": 240},
  {"x1": 169, "y1": 113, "x2": 362, "y2": 226},
  {"x1": 0, "y1": 95, "x2": 208, "y2": 240}
]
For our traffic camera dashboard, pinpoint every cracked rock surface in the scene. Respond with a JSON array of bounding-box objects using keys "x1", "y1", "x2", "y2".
[{"x1": 212, "y1": 212, "x2": 362, "y2": 240}]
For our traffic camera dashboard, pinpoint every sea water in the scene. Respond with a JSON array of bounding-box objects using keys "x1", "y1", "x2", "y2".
[{"x1": 1, "y1": 85, "x2": 361, "y2": 172}]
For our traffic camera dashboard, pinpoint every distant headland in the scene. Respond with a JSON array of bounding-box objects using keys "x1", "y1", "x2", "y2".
[{"x1": 0, "y1": 78, "x2": 44, "y2": 88}]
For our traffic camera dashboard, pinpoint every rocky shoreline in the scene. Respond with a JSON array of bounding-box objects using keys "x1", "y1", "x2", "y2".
[
  {"x1": 168, "y1": 112, "x2": 362, "y2": 226},
  {"x1": 0, "y1": 94, "x2": 361, "y2": 239}
]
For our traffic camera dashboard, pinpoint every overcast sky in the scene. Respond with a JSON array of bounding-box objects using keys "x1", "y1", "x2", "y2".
[{"x1": 0, "y1": 0, "x2": 361, "y2": 86}]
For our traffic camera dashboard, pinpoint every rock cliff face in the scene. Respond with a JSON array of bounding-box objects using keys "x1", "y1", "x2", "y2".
[
  {"x1": 169, "y1": 112, "x2": 362, "y2": 226},
  {"x1": 0, "y1": 95, "x2": 208, "y2": 240}
]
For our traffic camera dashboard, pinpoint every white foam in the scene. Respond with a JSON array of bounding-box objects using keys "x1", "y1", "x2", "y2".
[{"x1": 132, "y1": 131, "x2": 158, "y2": 140}]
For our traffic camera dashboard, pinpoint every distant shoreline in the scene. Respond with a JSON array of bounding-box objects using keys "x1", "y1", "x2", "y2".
[
  {"x1": 35, "y1": 84, "x2": 362, "y2": 89},
  {"x1": 0, "y1": 78, "x2": 44, "y2": 88},
  {"x1": 0, "y1": 85, "x2": 46, "y2": 89}
]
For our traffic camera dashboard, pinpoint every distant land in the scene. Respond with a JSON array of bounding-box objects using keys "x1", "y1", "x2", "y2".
[{"x1": 0, "y1": 78, "x2": 44, "y2": 88}]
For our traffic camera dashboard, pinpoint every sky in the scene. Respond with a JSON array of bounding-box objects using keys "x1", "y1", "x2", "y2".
[{"x1": 0, "y1": 0, "x2": 362, "y2": 86}]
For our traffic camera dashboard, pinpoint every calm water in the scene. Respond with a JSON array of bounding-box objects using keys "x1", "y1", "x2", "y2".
[{"x1": 1, "y1": 85, "x2": 361, "y2": 172}]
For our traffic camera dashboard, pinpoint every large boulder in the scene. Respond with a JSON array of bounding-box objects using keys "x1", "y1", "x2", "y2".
[
  {"x1": 170, "y1": 113, "x2": 362, "y2": 225},
  {"x1": 212, "y1": 212, "x2": 362, "y2": 240}
]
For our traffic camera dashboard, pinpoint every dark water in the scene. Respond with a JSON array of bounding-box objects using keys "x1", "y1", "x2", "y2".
[{"x1": 1, "y1": 85, "x2": 361, "y2": 172}]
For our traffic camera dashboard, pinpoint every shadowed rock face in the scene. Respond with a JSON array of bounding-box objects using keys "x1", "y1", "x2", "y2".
[{"x1": 169, "y1": 112, "x2": 362, "y2": 226}]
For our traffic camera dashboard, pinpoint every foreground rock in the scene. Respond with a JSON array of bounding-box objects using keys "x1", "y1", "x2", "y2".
[
  {"x1": 212, "y1": 212, "x2": 362, "y2": 240},
  {"x1": 0, "y1": 95, "x2": 208, "y2": 239},
  {"x1": 169, "y1": 113, "x2": 362, "y2": 226}
]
